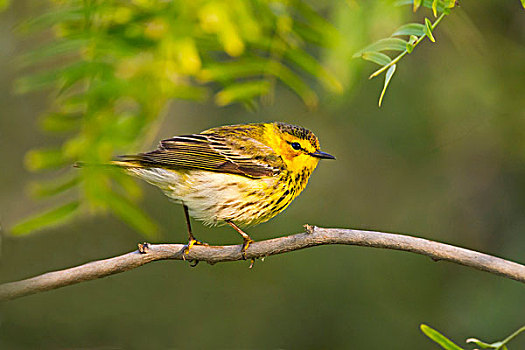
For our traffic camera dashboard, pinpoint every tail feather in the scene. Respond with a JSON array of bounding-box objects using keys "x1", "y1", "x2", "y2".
[
  {"x1": 111, "y1": 155, "x2": 144, "y2": 168},
  {"x1": 74, "y1": 161, "x2": 116, "y2": 168},
  {"x1": 74, "y1": 156, "x2": 142, "y2": 169}
]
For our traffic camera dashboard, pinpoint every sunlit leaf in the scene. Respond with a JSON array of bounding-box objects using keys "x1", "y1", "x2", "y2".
[
  {"x1": 40, "y1": 112, "x2": 81, "y2": 133},
  {"x1": 392, "y1": 23, "x2": 425, "y2": 36},
  {"x1": 293, "y1": 21, "x2": 328, "y2": 47},
  {"x1": 284, "y1": 48, "x2": 343, "y2": 93},
  {"x1": 199, "y1": 60, "x2": 268, "y2": 82},
  {"x1": 395, "y1": 0, "x2": 448, "y2": 13},
  {"x1": 18, "y1": 38, "x2": 88, "y2": 67},
  {"x1": 28, "y1": 175, "x2": 80, "y2": 198},
  {"x1": 25, "y1": 147, "x2": 69, "y2": 171},
  {"x1": 165, "y1": 85, "x2": 209, "y2": 101},
  {"x1": 0, "y1": 0, "x2": 10, "y2": 12},
  {"x1": 432, "y1": 0, "x2": 439, "y2": 16},
  {"x1": 424, "y1": 18, "x2": 436, "y2": 42},
  {"x1": 413, "y1": 0, "x2": 422, "y2": 12},
  {"x1": 294, "y1": 1, "x2": 339, "y2": 43},
  {"x1": 354, "y1": 38, "x2": 407, "y2": 57},
  {"x1": 267, "y1": 61, "x2": 318, "y2": 108},
  {"x1": 420, "y1": 324, "x2": 464, "y2": 350},
  {"x1": 215, "y1": 80, "x2": 271, "y2": 106},
  {"x1": 378, "y1": 64, "x2": 396, "y2": 107},
  {"x1": 16, "y1": 6, "x2": 84, "y2": 33},
  {"x1": 465, "y1": 338, "x2": 501, "y2": 349},
  {"x1": 359, "y1": 52, "x2": 392, "y2": 66},
  {"x1": 15, "y1": 61, "x2": 106, "y2": 94},
  {"x1": 111, "y1": 171, "x2": 143, "y2": 201},
  {"x1": 11, "y1": 201, "x2": 80, "y2": 235}
]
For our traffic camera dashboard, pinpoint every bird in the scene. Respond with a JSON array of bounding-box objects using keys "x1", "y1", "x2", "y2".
[{"x1": 112, "y1": 121, "x2": 335, "y2": 259}]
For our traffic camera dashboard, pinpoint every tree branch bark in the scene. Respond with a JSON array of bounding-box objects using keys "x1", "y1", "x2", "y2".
[{"x1": 1, "y1": 226, "x2": 524, "y2": 301}]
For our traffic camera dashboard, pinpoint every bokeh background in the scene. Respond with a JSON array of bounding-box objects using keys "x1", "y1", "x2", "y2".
[{"x1": 1, "y1": 0, "x2": 524, "y2": 349}]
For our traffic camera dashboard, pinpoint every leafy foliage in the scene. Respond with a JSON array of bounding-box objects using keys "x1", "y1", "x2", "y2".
[
  {"x1": 355, "y1": 0, "x2": 525, "y2": 106},
  {"x1": 421, "y1": 324, "x2": 525, "y2": 350},
  {"x1": 13, "y1": 0, "x2": 342, "y2": 237},
  {"x1": 354, "y1": 0, "x2": 456, "y2": 107},
  {"x1": 420, "y1": 324, "x2": 464, "y2": 350}
]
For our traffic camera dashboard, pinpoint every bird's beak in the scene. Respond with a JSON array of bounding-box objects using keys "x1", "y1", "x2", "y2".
[{"x1": 309, "y1": 150, "x2": 336, "y2": 160}]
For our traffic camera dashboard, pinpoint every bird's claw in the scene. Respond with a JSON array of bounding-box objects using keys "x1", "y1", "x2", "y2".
[
  {"x1": 183, "y1": 238, "x2": 209, "y2": 255},
  {"x1": 249, "y1": 258, "x2": 256, "y2": 269},
  {"x1": 241, "y1": 238, "x2": 254, "y2": 260}
]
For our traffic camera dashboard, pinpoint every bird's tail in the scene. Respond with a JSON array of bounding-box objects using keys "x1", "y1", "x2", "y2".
[
  {"x1": 74, "y1": 156, "x2": 142, "y2": 169},
  {"x1": 110, "y1": 155, "x2": 144, "y2": 168}
]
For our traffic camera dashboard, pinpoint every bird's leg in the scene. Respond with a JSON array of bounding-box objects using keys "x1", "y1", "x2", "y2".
[
  {"x1": 226, "y1": 220, "x2": 255, "y2": 261},
  {"x1": 183, "y1": 204, "x2": 208, "y2": 256}
]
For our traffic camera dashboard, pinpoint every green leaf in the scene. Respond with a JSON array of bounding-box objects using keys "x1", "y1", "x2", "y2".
[
  {"x1": 165, "y1": 85, "x2": 209, "y2": 101},
  {"x1": 104, "y1": 192, "x2": 159, "y2": 239},
  {"x1": 16, "y1": 6, "x2": 84, "y2": 33},
  {"x1": 378, "y1": 64, "x2": 396, "y2": 107},
  {"x1": 15, "y1": 61, "x2": 105, "y2": 94},
  {"x1": 24, "y1": 147, "x2": 69, "y2": 171},
  {"x1": 395, "y1": 0, "x2": 448, "y2": 13},
  {"x1": 413, "y1": 0, "x2": 422, "y2": 12},
  {"x1": 0, "y1": 0, "x2": 10, "y2": 12},
  {"x1": 424, "y1": 18, "x2": 436, "y2": 42},
  {"x1": 111, "y1": 170, "x2": 143, "y2": 202},
  {"x1": 267, "y1": 61, "x2": 319, "y2": 109},
  {"x1": 40, "y1": 112, "x2": 81, "y2": 133},
  {"x1": 11, "y1": 201, "x2": 80, "y2": 235},
  {"x1": 293, "y1": 1, "x2": 339, "y2": 43},
  {"x1": 215, "y1": 80, "x2": 271, "y2": 106},
  {"x1": 18, "y1": 38, "x2": 88, "y2": 67},
  {"x1": 521, "y1": 0, "x2": 525, "y2": 9},
  {"x1": 284, "y1": 48, "x2": 343, "y2": 93},
  {"x1": 392, "y1": 23, "x2": 425, "y2": 36},
  {"x1": 28, "y1": 175, "x2": 80, "y2": 199},
  {"x1": 420, "y1": 324, "x2": 464, "y2": 350},
  {"x1": 465, "y1": 338, "x2": 503, "y2": 349},
  {"x1": 353, "y1": 38, "x2": 407, "y2": 58},
  {"x1": 292, "y1": 22, "x2": 332, "y2": 48},
  {"x1": 432, "y1": 0, "x2": 439, "y2": 16},
  {"x1": 199, "y1": 60, "x2": 268, "y2": 82},
  {"x1": 360, "y1": 52, "x2": 392, "y2": 66}
]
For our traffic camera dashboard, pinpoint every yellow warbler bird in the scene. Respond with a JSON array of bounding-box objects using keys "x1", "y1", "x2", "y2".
[{"x1": 112, "y1": 122, "x2": 335, "y2": 257}]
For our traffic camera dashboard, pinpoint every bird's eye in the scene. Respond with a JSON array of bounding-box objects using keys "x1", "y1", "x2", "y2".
[{"x1": 290, "y1": 142, "x2": 302, "y2": 150}]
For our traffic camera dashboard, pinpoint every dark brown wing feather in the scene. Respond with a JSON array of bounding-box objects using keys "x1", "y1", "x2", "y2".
[{"x1": 118, "y1": 133, "x2": 282, "y2": 178}]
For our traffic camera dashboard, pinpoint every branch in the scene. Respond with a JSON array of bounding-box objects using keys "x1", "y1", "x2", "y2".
[{"x1": 1, "y1": 226, "x2": 524, "y2": 301}]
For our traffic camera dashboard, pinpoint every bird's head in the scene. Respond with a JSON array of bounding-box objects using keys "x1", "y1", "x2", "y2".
[{"x1": 264, "y1": 122, "x2": 335, "y2": 174}]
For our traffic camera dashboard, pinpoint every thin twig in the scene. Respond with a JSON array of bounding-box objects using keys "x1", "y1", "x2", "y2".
[{"x1": 1, "y1": 226, "x2": 524, "y2": 301}]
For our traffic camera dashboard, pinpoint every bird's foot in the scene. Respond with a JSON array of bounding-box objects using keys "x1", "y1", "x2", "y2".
[
  {"x1": 241, "y1": 238, "x2": 255, "y2": 260},
  {"x1": 183, "y1": 238, "x2": 209, "y2": 256}
]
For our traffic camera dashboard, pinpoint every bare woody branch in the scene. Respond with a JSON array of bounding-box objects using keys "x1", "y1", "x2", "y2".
[{"x1": 1, "y1": 226, "x2": 524, "y2": 301}]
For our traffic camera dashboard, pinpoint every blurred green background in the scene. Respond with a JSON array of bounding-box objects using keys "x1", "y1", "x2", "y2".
[{"x1": 1, "y1": 0, "x2": 524, "y2": 349}]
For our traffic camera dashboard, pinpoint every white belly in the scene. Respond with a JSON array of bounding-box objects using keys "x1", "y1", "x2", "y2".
[{"x1": 127, "y1": 167, "x2": 279, "y2": 226}]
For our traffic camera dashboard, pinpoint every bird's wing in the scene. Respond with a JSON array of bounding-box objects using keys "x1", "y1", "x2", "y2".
[{"x1": 117, "y1": 133, "x2": 283, "y2": 178}]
